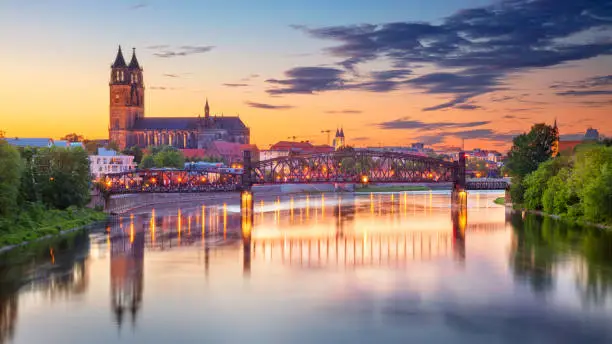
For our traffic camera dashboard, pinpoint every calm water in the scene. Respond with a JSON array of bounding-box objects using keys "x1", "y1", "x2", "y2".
[{"x1": 2, "y1": 191, "x2": 612, "y2": 344}]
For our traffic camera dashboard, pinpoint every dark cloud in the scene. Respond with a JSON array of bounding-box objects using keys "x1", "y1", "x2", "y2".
[
  {"x1": 223, "y1": 83, "x2": 249, "y2": 87},
  {"x1": 413, "y1": 134, "x2": 446, "y2": 145},
  {"x1": 292, "y1": 0, "x2": 612, "y2": 110},
  {"x1": 352, "y1": 136, "x2": 370, "y2": 141},
  {"x1": 266, "y1": 67, "x2": 346, "y2": 95},
  {"x1": 454, "y1": 104, "x2": 482, "y2": 110},
  {"x1": 150, "y1": 86, "x2": 177, "y2": 90},
  {"x1": 163, "y1": 73, "x2": 179, "y2": 78},
  {"x1": 551, "y1": 75, "x2": 612, "y2": 89},
  {"x1": 325, "y1": 109, "x2": 362, "y2": 114},
  {"x1": 378, "y1": 117, "x2": 489, "y2": 130},
  {"x1": 245, "y1": 101, "x2": 294, "y2": 110},
  {"x1": 147, "y1": 45, "x2": 169, "y2": 50},
  {"x1": 556, "y1": 90, "x2": 612, "y2": 96},
  {"x1": 575, "y1": 100, "x2": 612, "y2": 107},
  {"x1": 151, "y1": 45, "x2": 215, "y2": 58},
  {"x1": 129, "y1": 2, "x2": 148, "y2": 10}
]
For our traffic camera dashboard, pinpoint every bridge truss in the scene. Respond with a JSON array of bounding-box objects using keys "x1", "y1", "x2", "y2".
[{"x1": 249, "y1": 150, "x2": 457, "y2": 185}]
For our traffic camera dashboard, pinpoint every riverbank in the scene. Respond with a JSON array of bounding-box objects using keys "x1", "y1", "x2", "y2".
[
  {"x1": 0, "y1": 206, "x2": 108, "y2": 251},
  {"x1": 493, "y1": 198, "x2": 612, "y2": 230}
]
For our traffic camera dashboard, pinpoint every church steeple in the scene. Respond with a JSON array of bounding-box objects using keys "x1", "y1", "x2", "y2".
[
  {"x1": 112, "y1": 45, "x2": 127, "y2": 68},
  {"x1": 128, "y1": 48, "x2": 140, "y2": 69},
  {"x1": 205, "y1": 98, "x2": 210, "y2": 118}
]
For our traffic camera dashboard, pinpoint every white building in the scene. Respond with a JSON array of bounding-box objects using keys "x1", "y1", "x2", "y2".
[{"x1": 89, "y1": 148, "x2": 136, "y2": 180}]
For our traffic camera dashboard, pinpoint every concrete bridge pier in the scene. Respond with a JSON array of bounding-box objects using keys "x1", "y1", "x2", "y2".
[
  {"x1": 452, "y1": 206, "x2": 467, "y2": 261},
  {"x1": 451, "y1": 151, "x2": 468, "y2": 210},
  {"x1": 241, "y1": 189, "x2": 253, "y2": 277}
]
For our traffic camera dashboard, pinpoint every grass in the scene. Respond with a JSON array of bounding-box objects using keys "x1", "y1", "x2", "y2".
[
  {"x1": 357, "y1": 185, "x2": 431, "y2": 192},
  {"x1": 0, "y1": 205, "x2": 108, "y2": 248},
  {"x1": 494, "y1": 197, "x2": 506, "y2": 205}
]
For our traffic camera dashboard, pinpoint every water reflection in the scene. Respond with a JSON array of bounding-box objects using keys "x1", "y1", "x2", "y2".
[
  {"x1": 2, "y1": 192, "x2": 612, "y2": 343},
  {"x1": 0, "y1": 231, "x2": 90, "y2": 344},
  {"x1": 110, "y1": 215, "x2": 145, "y2": 328}
]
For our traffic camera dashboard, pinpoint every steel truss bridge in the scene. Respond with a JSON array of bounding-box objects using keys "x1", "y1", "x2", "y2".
[{"x1": 101, "y1": 150, "x2": 507, "y2": 195}]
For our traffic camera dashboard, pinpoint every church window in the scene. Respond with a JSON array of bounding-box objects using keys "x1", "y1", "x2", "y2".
[{"x1": 114, "y1": 119, "x2": 119, "y2": 129}]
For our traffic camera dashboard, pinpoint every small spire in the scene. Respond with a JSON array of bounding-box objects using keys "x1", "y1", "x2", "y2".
[
  {"x1": 128, "y1": 47, "x2": 140, "y2": 69},
  {"x1": 112, "y1": 45, "x2": 127, "y2": 68},
  {"x1": 204, "y1": 98, "x2": 210, "y2": 118}
]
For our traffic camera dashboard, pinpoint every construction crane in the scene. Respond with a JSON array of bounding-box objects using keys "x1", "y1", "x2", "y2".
[{"x1": 321, "y1": 129, "x2": 332, "y2": 146}]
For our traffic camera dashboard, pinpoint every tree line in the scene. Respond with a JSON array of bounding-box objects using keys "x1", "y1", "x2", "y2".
[
  {"x1": 506, "y1": 124, "x2": 612, "y2": 225},
  {"x1": 0, "y1": 140, "x2": 92, "y2": 233}
]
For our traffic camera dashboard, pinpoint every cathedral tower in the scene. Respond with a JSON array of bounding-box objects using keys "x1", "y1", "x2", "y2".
[{"x1": 109, "y1": 46, "x2": 145, "y2": 150}]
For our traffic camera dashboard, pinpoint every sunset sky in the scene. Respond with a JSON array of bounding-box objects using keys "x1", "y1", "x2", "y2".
[{"x1": 1, "y1": 0, "x2": 611, "y2": 151}]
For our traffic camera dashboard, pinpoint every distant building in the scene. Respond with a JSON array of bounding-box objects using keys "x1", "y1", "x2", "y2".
[
  {"x1": 206, "y1": 142, "x2": 259, "y2": 164},
  {"x1": 5, "y1": 137, "x2": 54, "y2": 148},
  {"x1": 411, "y1": 142, "x2": 425, "y2": 150},
  {"x1": 89, "y1": 148, "x2": 136, "y2": 180},
  {"x1": 269, "y1": 141, "x2": 334, "y2": 156},
  {"x1": 333, "y1": 128, "x2": 345, "y2": 150},
  {"x1": 486, "y1": 151, "x2": 503, "y2": 163},
  {"x1": 584, "y1": 127, "x2": 600, "y2": 141}
]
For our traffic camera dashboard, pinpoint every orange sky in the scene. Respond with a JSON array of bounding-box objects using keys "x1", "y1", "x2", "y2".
[{"x1": 1, "y1": 1, "x2": 610, "y2": 152}]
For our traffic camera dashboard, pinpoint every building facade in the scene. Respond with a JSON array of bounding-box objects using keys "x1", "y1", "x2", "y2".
[
  {"x1": 108, "y1": 46, "x2": 250, "y2": 151},
  {"x1": 89, "y1": 148, "x2": 136, "y2": 180}
]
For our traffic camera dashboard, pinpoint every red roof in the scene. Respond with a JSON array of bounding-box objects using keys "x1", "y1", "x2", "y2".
[
  {"x1": 180, "y1": 149, "x2": 207, "y2": 159},
  {"x1": 269, "y1": 141, "x2": 332, "y2": 154},
  {"x1": 559, "y1": 141, "x2": 582, "y2": 154}
]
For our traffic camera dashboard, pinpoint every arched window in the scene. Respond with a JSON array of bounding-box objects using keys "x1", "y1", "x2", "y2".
[{"x1": 114, "y1": 119, "x2": 120, "y2": 129}]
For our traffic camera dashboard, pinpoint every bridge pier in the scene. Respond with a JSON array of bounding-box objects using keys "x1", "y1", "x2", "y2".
[
  {"x1": 451, "y1": 151, "x2": 467, "y2": 209},
  {"x1": 241, "y1": 189, "x2": 253, "y2": 277},
  {"x1": 451, "y1": 206, "x2": 467, "y2": 261}
]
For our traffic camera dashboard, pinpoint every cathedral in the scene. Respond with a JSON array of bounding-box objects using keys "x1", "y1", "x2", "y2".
[{"x1": 108, "y1": 46, "x2": 250, "y2": 151}]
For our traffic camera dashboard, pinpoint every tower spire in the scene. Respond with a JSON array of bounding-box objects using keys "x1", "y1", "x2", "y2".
[
  {"x1": 128, "y1": 47, "x2": 140, "y2": 69},
  {"x1": 112, "y1": 45, "x2": 127, "y2": 68},
  {"x1": 205, "y1": 98, "x2": 210, "y2": 118}
]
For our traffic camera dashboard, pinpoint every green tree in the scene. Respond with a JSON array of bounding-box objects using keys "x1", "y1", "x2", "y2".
[
  {"x1": 506, "y1": 123, "x2": 558, "y2": 203},
  {"x1": 83, "y1": 140, "x2": 100, "y2": 155},
  {"x1": 523, "y1": 157, "x2": 571, "y2": 210},
  {"x1": 36, "y1": 147, "x2": 91, "y2": 209},
  {"x1": 61, "y1": 133, "x2": 84, "y2": 142},
  {"x1": 506, "y1": 123, "x2": 558, "y2": 178},
  {"x1": 105, "y1": 141, "x2": 120, "y2": 152},
  {"x1": 152, "y1": 150, "x2": 184, "y2": 168},
  {"x1": 140, "y1": 155, "x2": 155, "y2": 169},
  {"x1": 123, "y1": 146, "x2": 144, "y2": 164},
  {"x1": 0, "y1": 141, "x2": 23, "y2": 216}
]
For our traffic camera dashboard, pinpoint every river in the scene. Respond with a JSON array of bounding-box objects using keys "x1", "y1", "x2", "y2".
[{"x1": 1, "y1": 191, "x2": 612, "y2": 343}]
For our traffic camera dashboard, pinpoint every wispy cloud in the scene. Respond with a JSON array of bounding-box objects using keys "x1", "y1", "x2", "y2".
[
  {"x1": 223, "y1": 83, "x2": 249, "y2": 87},
  {"x1": 149, "y1": 45, "x2": 215, "y2": 58},
  {"x1": 378, "y1": 117, "x2": 490, "y2": 130},
  {"x1": 325, "y1": 109, "x2": 362, "y2": 114},
  {"x1": 129, "y1": 2, "x2": 148, "y2": 10},
  {"x1": 163, "y1": 73, "x2": 179, "y2": 78},
  {"x1": 150, "y1": 86, "x2": 180, "y2": 91},
  {"x1": 245, "y1": 101, "x2": 294, "y2": 110}
]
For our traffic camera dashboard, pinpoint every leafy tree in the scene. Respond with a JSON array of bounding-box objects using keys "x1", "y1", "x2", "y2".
[
  {"x1": 152, "y1": 150, "x2": 184, "y2": 168},
  {"x1": 139, "y1": 145, "x2": 185, "y2": 168},
  {"x1": 0, "y1": 141, "x2": 23, "y2": 216},
  {"x1": 36, "y1": 147, "x2": 91, "y2": 209},
  {"x1": 83, "y1": 140, "x2": 100, "y2": 155},
  {"x1": 105, "y1": 141, "x2": 120, "y2": 152},
  {"x1": 523, "y1": 157, "x2": 571, "y2": 210},
  {"x1": 506, "y1": 123, "x2": 558, "y2": 178},
  {"x1": 61, "y1": 133, "x2": 84, "y2": 142},
  {"x1": 140, "y1": 155, "x2": 155, "y2": 169},
  {"x1": 123, "y1": 146, "x2": 143, "y2": 164}
]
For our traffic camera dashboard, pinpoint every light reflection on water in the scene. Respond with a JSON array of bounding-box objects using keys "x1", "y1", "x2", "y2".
[{"x1": 1, "y1": 191, "x2": 612, "y2": 343}]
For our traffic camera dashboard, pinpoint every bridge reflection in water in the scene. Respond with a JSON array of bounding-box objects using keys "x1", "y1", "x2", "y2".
[{"x1": 105, "y1": 193, "x2": 504, "y2": 280}]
